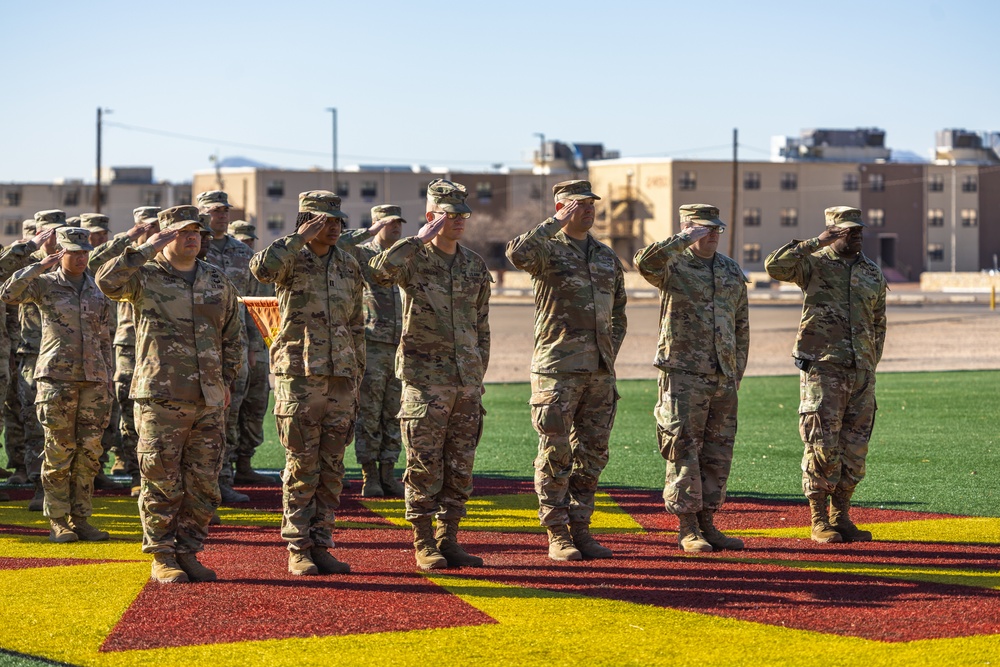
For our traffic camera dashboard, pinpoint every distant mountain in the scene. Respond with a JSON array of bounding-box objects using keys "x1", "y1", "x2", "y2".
[{"x1": 215, "y1": 156, "x2": 278, "y2": 169}]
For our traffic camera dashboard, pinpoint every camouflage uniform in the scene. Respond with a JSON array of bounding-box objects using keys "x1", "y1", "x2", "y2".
[
  {"x1": 0, "y1": 230, "x2": 114, "y2": 522},
  {"x1": 250, "y1": 192, "x2": 365, "y2": 554},
  {"x1": 505, "y1": 181, "x2": 627, "y2": 532},
  {"x1": 3, "y1": 303, "x2": 22, "y2": 475},
  {"x1": 634, "y1": 209, "x2": 749, "y2": 518},
  {"x1": 764, "y1": 209, "x2": 886, "y2": 502},
  {"x1": 96, "y1": 206, "x2": 243, "y2": 555},
  {"x1": 337, "y1": 225, "x2": 403, "y2": 469},
  {"x1": 370, "y1": 229, "x2": 491, "y2": 524}
]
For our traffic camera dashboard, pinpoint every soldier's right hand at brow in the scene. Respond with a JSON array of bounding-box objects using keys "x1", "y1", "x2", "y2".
[
  {"x1": 38, "y1": 250, "x2": 64, "y2": 270},
  {"x1": 146, "y1": 229, "x2": 181, "y2": 251},
  {"x1": 679, "y1": 225, "x2": 711, "y2": 243},
  {"x1": 30, "y1": 229, "x2": 54, "y2": 248},
  {"x1": 127, "y1": 221, "x2": 158, "y2": 241},
  {"x1": 817, "y1": 226, "x2": 850, "y2": 246},
  {"x1": 416, "y1": 213, "x2": 447, "y2": 244},
  {"x1": 554, "y1": 200, "x2": 579, "y2": 222},
  {"x1": 298, "y1": 214, "x2": 329, "y2": 241}
]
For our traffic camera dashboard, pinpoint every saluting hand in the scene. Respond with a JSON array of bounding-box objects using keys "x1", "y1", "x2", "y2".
[
  {"x1": 679, "y1": 225, "x2": 711, "y2": 243},
  {"x1": 554, "y1": 200, "x2": 579, "y2": 223},
  {"x1": 146, "y1": 229, "x2": 181, "y2": 252},
  {"x1": 30, "y1": 229, "x2": 54, "y2": 248},
  {"x1": 127, "y1": 221, "x2": 158, "y2": 241},
  {"x1": 817, "y1": 226, "x2": 851, "y2": 247},
  {"x1": 37, "y1": 250, "x2": 64, "y2": 270},
  {"x1": 417, "y1": 212, "x2": 447, "y2": 244},
  {"x1": 298, "y1": 214, "x2": 329, "y2": 242}
]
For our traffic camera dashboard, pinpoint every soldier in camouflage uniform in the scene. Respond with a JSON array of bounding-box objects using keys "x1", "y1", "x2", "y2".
[
  {"x1": 337, "y1": 205, "x2": 405, "y2": 498},
  {"x1": 634, "y1": 204, "x2": 749, "y2": 553},
  {"x1": 198, "y1": 191, "x2": 254, "y2": 504},
  {"x1": 3, "y1": 223, "x2": 26, "y2": 483},
  {"x1": 229, "y1": 220, "x2": 276, "y2": 486},
  {"x1": 765, "y1": 206, "x2": 887, "y2": 544},
  {"x1": 88, "y1": 207, "x2": 161, "y2": 497},
  {"x1": 97, "y1": 205, "x2": 243, "y2": 583},
  {"x1": 505, "y1": 180, "x2": 626, "y2": 561},
  {"x1": 1, "y1": 227, "x2": 114, "y2": 542},
  {"x1": 0, "y1": 211, "x2": 67, "y2": 511},
  {"x1": 250, "y1": 191, "x2": 363, "y2": 576},
  {"x1": 371, "y1": 179, "x2": 491, "y2": 571}
]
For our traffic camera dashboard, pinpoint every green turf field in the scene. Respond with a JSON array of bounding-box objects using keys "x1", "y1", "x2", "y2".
[{"x1": 248, "y1": 369, "x2": 998, "y2": 518}]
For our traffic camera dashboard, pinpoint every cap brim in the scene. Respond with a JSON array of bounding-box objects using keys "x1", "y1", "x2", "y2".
[
  {"x1": 564, "y1": 192, "x2": 601, "y2": 201},
  {"x1": 234, "y1": 234, "x2": 256, "y2": 241},
  {"x1": 377, "y1": 215, "x2": 405, "y2": 224},
  {"x1": 693, "y1": 219, "x2": 726, "y2": 228},
  {"x1": 60, "y1": 243, "x2": 94, "y2": 252},
  {"x1": 202, "y1": 203, "x2": 231, "y2": 210},
  {"x1": 438, "y1": 202, "x2": 472, "y2": 214},
  {"x1": 832, "y1": 220, "x2": 866, "y2": 228}
]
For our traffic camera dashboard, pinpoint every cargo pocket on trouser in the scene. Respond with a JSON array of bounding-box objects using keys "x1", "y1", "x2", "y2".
[
  {"x1": 529, "y1": 390, "x2": 565, "y2": 437},
  {"x1": 657, "y1": 420, "x2": 687, "y2": 461}
]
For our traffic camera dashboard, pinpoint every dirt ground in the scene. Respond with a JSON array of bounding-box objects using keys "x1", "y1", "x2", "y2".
[{"x1": 485, "y1": 301, "x2": 1000, "y2": 383}]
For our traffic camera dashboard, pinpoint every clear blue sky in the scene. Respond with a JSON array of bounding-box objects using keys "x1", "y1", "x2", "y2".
[{"x1": 5, "y1": 0, "x2": 998, "y2": 183}]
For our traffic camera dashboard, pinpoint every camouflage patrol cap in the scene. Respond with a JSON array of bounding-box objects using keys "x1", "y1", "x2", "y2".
[
  {"x1": 66, "y1": 216, "x2": 81, "y2": 226},
  {"x1": 133, "y1": 206, "x2": 161, "y2": 224},
  {"x1": 426, "y1": 179, "x2": 471, "y2": 214},
  {"x1": 679, "y1": 203, "x2": 726, "y2": 228},
  {"x1": 371, "y1": 204, "x2": 405, "y2": 225},
  {"x1": 299, "y1": 190, "x2": 348, "y2": 219},
  {"x1": 552, "y1": 180, "x2": 601, "y2": 204},
  {"x1": 228, "y1": 220, "x2": 257, "y2": 240},
  {"x1": 196, "y1": 190, "x2": 232, "y2": 210},
  {"x1": 79, "y1": 213, "x2": 110, "y2": 232},
  {"x1": 34, "y1": 210, "x2": 67, "y2": 230},
  {"x1": 158, "y1": 205, "x2": 211, "y2": 233},
  {"x1": 57, "y1": 227, "x2": 94, "y2": 252},
  {"x1": 22, "y1": 219, "x2": 36, "y2": 237},
  {"x1": 824, "y1": 206, "x2": 866, "y2": 228}
]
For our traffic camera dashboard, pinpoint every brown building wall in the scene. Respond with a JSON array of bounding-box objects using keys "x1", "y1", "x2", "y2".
[
  {"x1": 858, "y1": 163, "x2": 925, "y2": 280},
  {"x1": 978, "y1": 166, "x2": 1000, "y2": 271}
]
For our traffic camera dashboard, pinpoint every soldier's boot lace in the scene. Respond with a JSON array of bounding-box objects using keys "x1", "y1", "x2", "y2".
[
  {"x1": 809, "y1": 496, "x2": 845, "y2": 544},
  {"x1": 219, "y1": 482, "x2": 249, "y2": 504},
  {"x1": 151, "y1": 554, "x2": 190, "y2": 583},
  {"x1": 176, "y1": 552, "x2": 217, "y2": 582},
  {"x1": 234, "y1": 456, "x2": 275, "y2": 486},
  {"x1": 435, "y1": 520, "x2": 484, "y2": 567},
  {"x1": 28, "y1": 481, "x2": 44, "y2": 512},
  {"x1": 130, "y1": 473, "x2": 142, "y2": 498},
  {"x1": 412, "y1": 518, "x2": 448, "y2": 571},
  {"x1": 310, "y1": 547, "x2": 351, "y2": 574},
  {"x1": 361, "y1": 462, "x2": 384, "y2": 498},
  {"x1": 677, "y1": 513, "x2": 714, "y2": 553},
  {"x1": 68, "y1": 515, "x2": 109, "y2": 542},
  {"x1": 48, "y1": 516, "x2": 79, "y2": 543},
  {"x1": 569, "y1": 523, "x2": 613, "y2": 559},
  {"x1": 379, "y1": 461, "x2": 405, "y2": 497},
  {"x1": 696, "y1": 510, "x2": 744, "y2": 551},
  {"x1": 547, "y1": 525, "x2": 583, "y2": 561},
  {"x1": 829, "y1": 491, "x2": 872, "y2": 542},
  {"x1": 288, "y1": 549, "x2": 319, "y2": 576}
]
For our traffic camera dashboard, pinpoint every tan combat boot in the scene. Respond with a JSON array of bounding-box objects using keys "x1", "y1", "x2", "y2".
[
  {"x1": 361, "y1": 462, "x2": 384, "y2": 498},
  {"x1": 569, "y1": 523, "x2": 613, "y2": 559},
  {"x1": 677, "y1": 513, "x2": 713, "y2": 553},
  {"x1": 234, "y1": 456, "x2": 275, "y2": 486},
  {"x1": 310, "y1": 547, "x2": 351, "y2": 574},
  {"x1": 809, "y1": 496, "x2": 845, "y2": 544},
  {"x1": 412, "y1": 517, "x2": 448, "y2": 570},
  {"x1": 48, "y1": 516, "x2": 79, "y2": 543},
  {"x1": 130, "y1": 473, "x2": 142, "y2": 498},
  {"x1": 547, "y1": 524, "x2": 583, "y2": 561},
  {"x1": 68, "y1": 516, "x2": 110, "y2": 542},
  {"x1": 435, "y1": 520, "x2": 484, "y2": 567},
  {"x1": 176, "y1": 552, "x2": 218, "y2": 582},
  {"x1": 109, "y1": 457, "x2": 126, "y2": 475},
  {"x1": 151, "y1": 554, "x2": 189, "y2": 583},
  {"x1": 27, "y1": 481, "x2": 44, "y2": 512},
  {"x1": 696, "y1": 510, "x2": 744, "y2": 551},
  {"x1": 830, "y1": 491, "x2": 872, "y2": 542},
  {"x1": 379, "y1": 461, "x2": 405, "y2": 497},
  {"x1": 288, "y1": 549, "x2": 319, "y2": 576}
]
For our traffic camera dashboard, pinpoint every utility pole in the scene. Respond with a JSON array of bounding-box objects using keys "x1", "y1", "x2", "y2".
[
  {"x1": 95, "y1": 107, "x2": 111, "y2": 212},
  {"x1": 326, "y1": 107, "x2": 338, "y2": 195},
  {"x1": 534, "y1": 132, "x2": 546, "y2": 217},
  {"x1": 729, "y1": 128, "x2": 738, "y2": 259},
  {"x1": 950, "y1": 165, "x2": 957, "y2": 273}
]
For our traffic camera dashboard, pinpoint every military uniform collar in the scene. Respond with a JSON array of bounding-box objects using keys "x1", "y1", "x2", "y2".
[
  {"x1": 554, "y1": 229, "x2": 598, "y2": 257},
  {"x1": 152, "y1": 252, "x2": 206, "y2": 281},
  {"x1": 53, "y1": 266, "x2": 96, "y2": 290},
  {"x1": 422, "y1": 241, "x2": 468, "y2": 271}
]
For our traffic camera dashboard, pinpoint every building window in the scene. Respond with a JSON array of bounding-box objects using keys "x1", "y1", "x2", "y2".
[
  {"x1": 743, "y1": 207, "x2": 761, "y2": 227},
  {"x1": 3, "y1": 189, "x2": 21, "y2": 207},
  {"x1": 843, "y1": 173, "x2": 859, "y2": 192},
  {"x1": 743, "y1": 172, "x2": 760, "y2": 190},
  {"x1": 142, "y1": 190, "x2": 162, "y2": 207},
  {"x1": 266, "y1": 214, "x2": 285, "y2": 232},
  {"x1": 336, "y1": 181, "x2": 349, "y2": 198},
  {"x1": 360, "y1": 213, "x2": 372, "y2": 229},
  {"x1": 266, "y1": 180, "x2": 284, "y2": 197},
  {"x1": 780, "y1": 208, "x2": 798, "y2": 226},
  {"x1": 869, "y1": 173, "x2": 885, "y2": 192},
  {"x1": 476, "y1": 182, "x2": 493, "y2": 203},
  {"x1": 928, "y1": 209, "x2": 944, "y2": 227},
  {"x1": 743, "y1": 243, "x2": 761, "y2": 263},
  {"x1": 928, "y1": 174, "x2": 944, "y2": 192},
  {"x1": 175, "y1": 191, "x2": 192, "y2": 205},
  {"x1": 928, "y1": 243, "x2": 945, "y2": 262},
  {"x1": 63, "y1": 189, "x2": 80, "y2": 206},
  {"x1": 360, "y1": 181, "x2": 377, "y2": 199},
  {"x1": 780, "y1": 173, "x2": 797, "y2": 191},
  {"x1": 961, "y1": 209, "x2": 978, "y2": 227},
  {"x1": 529, "y1": 184, "x2": 541, "y2": 200},
  {"x1": 3, "y1": 218, "x2": 18, "y2": 235},
  {"x1": 679, "y1": 171, "x2": 697, "y2": 191},
  {"x1": 868, "y1": 208, "x2": 885, "y2": 227},
  {"x1": 419, "y1": 182, "x2": 430, "y2": 199},
  {"x1": 962, "y1": 175, "x2": 978, "y2": 193}
]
